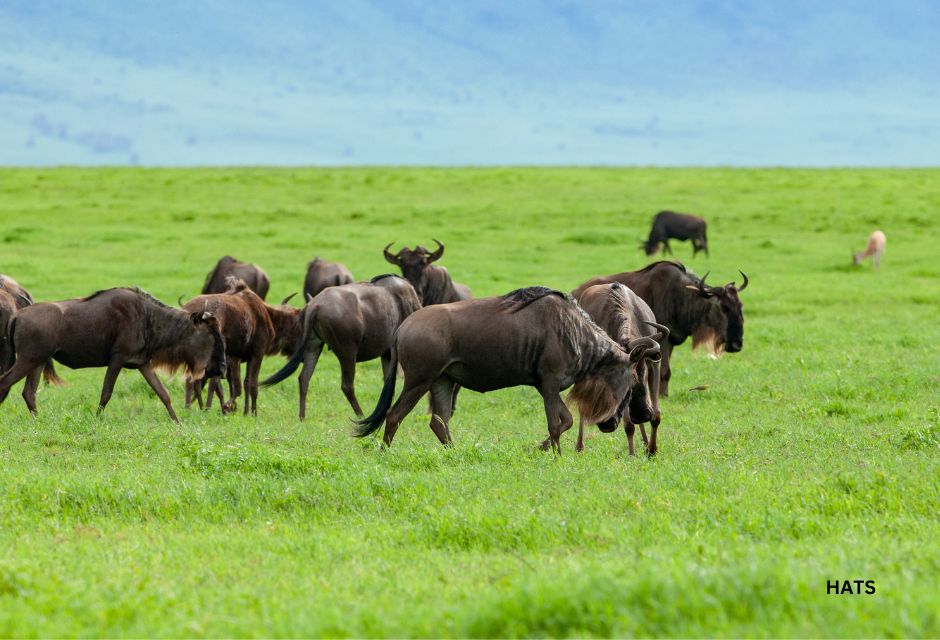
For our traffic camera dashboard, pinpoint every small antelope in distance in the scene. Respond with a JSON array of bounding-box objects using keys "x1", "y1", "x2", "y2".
[{"x1": 853, "y1": 230, "x2": 886, "y2": 269}]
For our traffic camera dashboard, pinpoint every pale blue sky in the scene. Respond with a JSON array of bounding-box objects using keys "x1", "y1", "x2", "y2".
[{"x1": 1, "y1": 1, "x2": 937, "y2": 165}]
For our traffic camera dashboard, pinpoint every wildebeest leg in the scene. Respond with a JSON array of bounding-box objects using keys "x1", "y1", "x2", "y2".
[
  {"x1": 540, "y1": 385, "x2": 573, "y2": 455},
  {"x1": 297, "y1": 341, "x2": 324, "y2": 420},
  {"x1": 381, "y1": 352, "x2": 393, "y2": 378},
  {"x1": 191, "y1": 377, "x2": 205, "y2": 409},
  {"x1": 97, "y1": 359, "x2": 125, "y2": 414},
  {"x1": 663, "y1": 240, "x2": 672, "y2": 255},
  {"x1": 624, "y1": 419, "x2": 637, "y2": 456},
  {"x1": 659, "y1": 343, "x2": 673, "y2": 397},
  {"x1": 225, "y1": 359, "x2": 242, "y2": 413},
  {"x1": 428, "y1": 377, "x2": 456, "y2": 445},
  {"x1": 138, "y1": 363, "x2": 180, "y2": 423},
  {"x1": 646, "y1": 358, "x2": 663, "y2": 456},
  {"x1": 575, "y1": 416, "x2": 587, "y2": 452},
  {"x1": 336, "y1": 347, "x2": 362, "y2": 417},
  {"x1": 243, "y1": 356, "x2": 263, "y2": 416},
  {"x1": 21, "y1": 367, "x2": 42, "y2": 416},
  {"x1": 0, "y1": 358, "x2": 41, "y2": 407},
  {"x1": 383, "y1": 377, "x2": 434, "y2": 447}
]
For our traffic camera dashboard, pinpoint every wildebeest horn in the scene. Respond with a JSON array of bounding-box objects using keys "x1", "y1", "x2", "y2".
[
  {"x1": 737, "y1": 270, "x2": 749, "y2": 291},
  {"x1": 427, "y1": 239, "x2": 444, "y2": 262},
  {"x1": 305, "y1": 292, "x2": 315, "y2": 302},
  {"x1": 643, "y1": 320, "x2": 670, "y2": 344},
  {"x1": 281, "y1": 292, "x2": 298, "y2": 305},
  {"x1": 684, "y1": 271, "x2": 716, "y2": 298},
  {"x1": 383, "y1": 242, "x2": 399, "y2": 265},
  {"x1": 178, "y1": 295, "x2": 185, "y2": 307},
  {"x1": 626, "y1": 336, "x2": 660, "y2": 363}
]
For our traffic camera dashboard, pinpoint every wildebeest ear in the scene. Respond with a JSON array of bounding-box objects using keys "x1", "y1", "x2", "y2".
[
  {"x1": 305, "y1": 292, "x2": 315, "y2": 303},
  {"x1": 685, "y1": 284, "x2": 714, "y2": 298}
]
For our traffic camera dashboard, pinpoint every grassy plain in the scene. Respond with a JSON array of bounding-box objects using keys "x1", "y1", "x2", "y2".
[{"x1": 0, "y1": 167, "x2": 938, "y2": 637}]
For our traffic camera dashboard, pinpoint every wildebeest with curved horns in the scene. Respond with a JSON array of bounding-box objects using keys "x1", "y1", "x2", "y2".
[
  {"x1": 573, "y1": 261, "x2": 747, "y2": 397},
  {"x1": 182, "y1": 279, "x2": 276, "y2": 415},
  {"x1": 263, "y1": 274, "x2": 422, "y2": 419},
  {"x1": 383, "y1": 240, "x2": 472, "y2": 305},
  {"x1": 202, "y1": 256, "x2": 270, "y2": 300},
  {"x1": 571, "y1": 283, "x2": 669, "y2": 455},
  {"x1": 0, "y1": 287, "x2": 226, "y2": 421},
  {"x1": 354, "y1": 286, "x2": 661, "y2": 453},
  {"x1": 643, "y1": 211, "x2": 709, "y2": 258},
  {"x1": 304, "y1": 257, "x2": 354, "y2": 300}
]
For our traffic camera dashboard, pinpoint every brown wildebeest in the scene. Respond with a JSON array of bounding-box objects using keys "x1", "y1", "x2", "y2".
[
  {"x1": 262, "y1": 274, "x2": 422, "y2": 419},
  {"x1": 303, "y1": 257, "x2": 354, "y2": 300},
  {"x1": 573, "y1": 261, "x2": 747, "y2": 397},
  {"x1": 0, "y1": 287, "x2": 226, "y2": 421},
  {"x1": 183, "y1": 280, "x2": 276, "y2": 415},
  {"x1": 643, "y1": 211, "x2": 709, "y2": 258},
  {"x1": 353, "y1": 286, "x2": 661, "y2": 453},
  {"x1": 202, "y1": 256, "x2": 270, "y2": 299},
  {"x1": 383, "y1": 240, "x2": 472, "y2": 304},
  {"x1": 571, "y1": 283, "x2": 669, "y2": 455},
  {"x1": 0, "y1": 275, "x2": 34, "y2": 308},
  {"x1": 853, "y1": 230, "x2": 886, "y2": 269}
]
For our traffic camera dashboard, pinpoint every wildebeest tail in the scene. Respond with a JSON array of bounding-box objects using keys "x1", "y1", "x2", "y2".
[
  {"x1": 353, "y1": 345, "x2": 398, "y2": 438},
  {"x1": 43, "y1": 359, "x2": 64, "y2": 386},
  {"x1": 261, "y1": 304, "x2": 317, "y2": 386},
  {"x1": 1, "y1": 317, "x2": 15, "y2": 372}
]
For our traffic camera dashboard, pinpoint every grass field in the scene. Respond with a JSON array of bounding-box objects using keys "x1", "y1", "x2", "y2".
[{"x1": 0, "y1": 167, "x2": 938, "y2": 637}]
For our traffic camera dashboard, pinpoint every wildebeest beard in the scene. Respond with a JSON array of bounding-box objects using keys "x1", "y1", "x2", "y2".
[{"x1": 691, "y1": 325, "x2": 724, "y2": 357}]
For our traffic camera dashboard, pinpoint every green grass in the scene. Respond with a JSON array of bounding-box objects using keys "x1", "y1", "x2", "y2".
[{"x1": 0, "y1": 167, "x2": 938, "y2": 637}]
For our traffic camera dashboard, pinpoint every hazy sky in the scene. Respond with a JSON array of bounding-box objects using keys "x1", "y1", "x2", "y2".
[{"x1": 1, "y1": 0, "x2": 937, "y2": 166}]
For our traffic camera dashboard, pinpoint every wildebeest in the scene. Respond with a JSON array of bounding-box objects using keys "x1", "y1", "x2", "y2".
[
  {"x1": 383, "y1": 240, "x2": 472, "y2": 304},
  {"x1": 0, "y1": 287, "x2": 226, "y2": 421},
  {"x1": 643, "y1": 211, "x2": 709, "y2": 258},
  {"x1": 0, "y1": 275, "x2": 34, "y2": 308},
  {"x1": 263, "y1": 274, "x2": 422, "y2": 419},
  {"x1": 303, "y1": 257, "x2": 354, "y2": 300},
  {"x1": 354, "y1": 286, "x2": 661, "y2": 453},
  {"x1": 183, "y1": 280, "x2": 276, "y2": 415},
  {"x1": 571, "y1": 283, "x2": 669, "y2": 455},
  {"x1": 202, "y1": 256, "x2": 270, "y2": 299},
  {"x1": 853, "y1": 230, "x2": 886, "y2": 269},
  {"x1": 573, "y1": 261, "x2": 747, "y2": 397}
]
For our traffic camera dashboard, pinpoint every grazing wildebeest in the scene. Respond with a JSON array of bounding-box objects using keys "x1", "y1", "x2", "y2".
[
  {"x1": 263, "y1": 274, "x2": 422, "y2": 419},
  {"x1": 0, "y1": 275, "x2": 34, "y2": 308},
  {"x1": 573, "y1": 261, "x2": 747, "y2": 397},
  {"x1": 183, "y1": 280, "x2": 276, "y2": 415},
  {"x1": 383, "y1": 240, "x2": 472, "y2": 304},
  {"x1": 0, "y1": 288, "x2": 226, "y2": 421},
  {"x1": 354, "y1": 286, "x2": 661, "y2": 453},
  {"x1": 643, "y1": 211, "x2": 709, "y2": 258},
  {"x1": 303, "y1": 257, "x2": 354, "y2": 300},
  {"x1": 853, "y1": 230, "x2": 886, "y2": 269},
  {"x1": 571, "y1": 283, "x2": 669, "y2": 455},
  {"x1": 202, "y1": 256, "x2": 270, "y2": 299}
]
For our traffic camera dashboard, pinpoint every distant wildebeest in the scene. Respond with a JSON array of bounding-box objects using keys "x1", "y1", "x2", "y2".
[
  {"x1": 182, "y1": 280, "x2": 275, "y2": 415},
  {"x1": 0, "y1": 288, "x2": 226, "y2": 421},
  {"x1": 572, "y1": 283, "x2": 669, "y2": 455},
  {"x1": 354, "y1": 286, "x2": 661, "y2": 453},
  {"x1": 853, "y1": 230, "x2": 886, "y2": 269},
  {"x1": 263, "y1": 274, "x2": 422, "y2": 419},
  {"x1": 573, "y1": 261, "x2": 747, "y2": 397},
  {"x1": 304, "y1": 257, "x2": 354, "y2": 300},
  {"x1": 643, "y1": 211, "x2": 709, "y2": 258},
  {"x1": 202, "y1": 256, "x2": 270, "y2": 299},
  {"x1": 383, "y1": 240, "x2": 472, "y2": 304}
]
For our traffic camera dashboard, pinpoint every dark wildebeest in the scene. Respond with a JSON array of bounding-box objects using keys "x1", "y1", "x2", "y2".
[
  {"x1": 202, "y1": 256, "x2": 270, "y2": 300},
  {"x1": 383, "y1": 240, "x2": 472, "y2": 305},
  {"x1": 262, "y1": 274, "x2": 422, "y2": 419},
  {"x1": 353, "y1": 286, "x2": 661, "y2": 453},
  {"x1": 0, "y1": 288, "x2": 226, "y2": 421},
  {"x1": 0, "y1": 276, "x2": 61, "y2": 399},
  {"x1": 573, "y1": 261, "x2": 747, "y2": 397},
  {"x1": 571, "y1": 283, "x2": 669, "y2": 455},
  {"x1": 303, "y1": 257, "x2": 354, "y2": 300},
  {"x1": 183, "y1": 280, "x2": 276, "y2": 415},
  {"x1": 643, "y1": 211, "x2": 709, "y2": 258}
]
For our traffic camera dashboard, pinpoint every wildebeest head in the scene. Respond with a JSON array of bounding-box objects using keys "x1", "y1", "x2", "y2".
[
  {"x1": 186, "y1": 312, "x2": 227, "y2": 380},
  {"x1": 569, "y1": 346, "x2": 636, "y2": 430},
  {"x1": 383, "y1": 239, "x2": 445, "y2": 301},
  {"x1": 686, "y1": 270, "x2": 748, "y2": 353}
]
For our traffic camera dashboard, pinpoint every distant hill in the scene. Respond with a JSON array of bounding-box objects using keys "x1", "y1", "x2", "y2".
[{"x1": 1, "y1": 0, "x2": 937, "y2": 165}]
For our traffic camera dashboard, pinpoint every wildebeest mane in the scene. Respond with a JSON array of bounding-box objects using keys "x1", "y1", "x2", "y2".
[
  {"x1": 82, "y1": 287, "x2": 171, "y2": 309},
  {"x1": 499, "y1": 286, "x2": 569, "y2": 313},
  {"x1": 370, "y1": 273, "x2": 405, "y2": 284}
]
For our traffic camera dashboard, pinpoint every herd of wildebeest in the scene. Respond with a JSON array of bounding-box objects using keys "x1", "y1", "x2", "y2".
[{"x1": 0, "y1": 210, "x2": 759, "y2": 456}]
